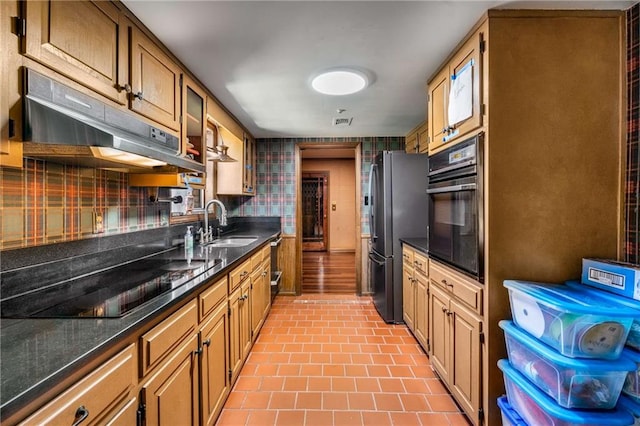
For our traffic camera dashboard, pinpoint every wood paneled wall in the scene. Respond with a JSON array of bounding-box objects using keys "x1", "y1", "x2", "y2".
[{"x1": 277, "y1": 234, "x2": 297, "y2": 295}]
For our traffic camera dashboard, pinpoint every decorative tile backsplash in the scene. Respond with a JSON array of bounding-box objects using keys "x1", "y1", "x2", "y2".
[
  {"x1": 0, "y1": 159, "x2": 168, "y2": 250},
  {"x1": 626, "y1": 3, "x2": 639, "y2": 264},
  {"x1": 221, "y1": 137, "x2": 403, "y2": 235}
]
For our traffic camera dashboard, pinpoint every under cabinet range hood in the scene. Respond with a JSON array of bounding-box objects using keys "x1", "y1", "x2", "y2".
[{"x1": 21, "y1": 68, "x2": 205, "y2": 173}]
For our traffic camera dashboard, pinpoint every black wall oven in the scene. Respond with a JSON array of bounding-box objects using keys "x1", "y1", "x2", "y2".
[{"x1": 427, "y1": 133, "x2": 484, "y2": 281}]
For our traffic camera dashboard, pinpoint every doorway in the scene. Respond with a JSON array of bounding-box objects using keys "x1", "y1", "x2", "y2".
[
  {"x1": 296, "y1": 143, "x2": 361, "y2": 295},
  {"x1": 302, "y1": 172, "x2": 329, "y2": 251}
]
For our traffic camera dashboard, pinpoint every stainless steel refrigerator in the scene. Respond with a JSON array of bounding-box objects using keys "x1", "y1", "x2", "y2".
[{"x1": 368, "y1": 151, "x2": 428, "y2": 323}]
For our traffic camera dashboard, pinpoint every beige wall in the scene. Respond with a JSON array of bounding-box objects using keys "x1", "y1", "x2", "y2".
[{"x1": 302, "y1": 159, "x2": 356, "y2": 251}]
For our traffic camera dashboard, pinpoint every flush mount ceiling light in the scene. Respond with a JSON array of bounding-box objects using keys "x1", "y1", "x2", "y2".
[{"x1": 311, "y1": 69, "x2": 368, "y2": 96}]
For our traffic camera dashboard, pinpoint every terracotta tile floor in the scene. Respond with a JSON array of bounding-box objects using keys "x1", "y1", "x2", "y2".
[{"x1": 216, "y1": 294, "x2": 471, "y2": 426}]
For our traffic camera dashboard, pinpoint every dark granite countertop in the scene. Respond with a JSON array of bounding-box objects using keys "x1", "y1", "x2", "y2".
[
  {"x1": 0, "y1": 219, "x2": 280, "y2": 420},
  {"x1": 400, "y1": 238, "x2": 428, "y2": 255}
]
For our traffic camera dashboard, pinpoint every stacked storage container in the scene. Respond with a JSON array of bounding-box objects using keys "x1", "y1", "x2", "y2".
[
  {"x1": 498, "y1": 280, "x2": 638, "y2": 425},
  {"x1": 567, "y1": 263, "x2": 640, "y2": 424}
]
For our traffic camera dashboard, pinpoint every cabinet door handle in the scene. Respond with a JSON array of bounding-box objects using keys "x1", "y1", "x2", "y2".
[
  {"x1": 115, "y1": 83, "x2": 131, "y2": 94},
  {"x1": 203, "y1": 338, "x2": 211, "y2": 347},
  {"x1": 72, "y1": 406, "x2": 89, "y2": 426},
  {"x1": 441, "y1": 306, "x2": 448, "y2": 313},
  {"x1": 132, "y1": 91, "x2": 144, "y2": 101},
  {"x1": 194, "y1": 347, "x2": 203, "y2": 356}
]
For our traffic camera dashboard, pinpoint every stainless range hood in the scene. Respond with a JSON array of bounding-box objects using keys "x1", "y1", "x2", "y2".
[{"x1": 22, "y1": 68, "x2": 205, "y2": 173}]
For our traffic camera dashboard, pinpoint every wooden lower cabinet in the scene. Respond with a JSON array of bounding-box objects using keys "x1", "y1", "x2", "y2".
[
  {"x1": 140, "y1": 335, "x2": 200, "y2": 426},
  {"x1": 228, "y1": 284, "x2": 243, "y2": 383},
  {"x1": 414, "y1": 270, "x2": 428, "y2": 348},
  {"x1": 402, "y1": 245, "x2": 429, "y2": 351},
  {"x1": 250, "y1": 265, "x2": 265, "y2": 340},
  {"x1": 104, "y1": 396, "x2": 138, "y2": 426},
  {"x1": 240, "y1": 280, "x2": 252, "y2": 359},
  {"x1": 16, "y1": 242, "x2": 275, "y2": 426},
  {"x1": 229, "y1": 279, "x2": 251, "y2": 383},
  {"x1": 261, "y1": 258, "x2": 272, "y2": 321},
  {"x1": 19, "y1": 344, "x2": 136, "y2": 426},
  {"x1": 402, "y1": 257, "x2": 415, "y2": 331},
  {"x1": 428, "y1": 262, "x2": 483, "y2": 425},
  {"x1": 199, "y1": 301, "x2": 230, "y2": 426}
]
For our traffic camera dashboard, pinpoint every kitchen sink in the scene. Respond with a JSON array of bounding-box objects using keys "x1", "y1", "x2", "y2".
[{"x1": 203, "y1": 237, "x2": 258, "y2": 248}]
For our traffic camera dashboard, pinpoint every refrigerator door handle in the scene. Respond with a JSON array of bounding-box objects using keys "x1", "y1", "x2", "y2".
[
  {"x1": 368, "y1": 252, "x2": 386, "y2": 266},
  {"x1": 368, "y1": 163, "x2": 378, "y2": 242}
]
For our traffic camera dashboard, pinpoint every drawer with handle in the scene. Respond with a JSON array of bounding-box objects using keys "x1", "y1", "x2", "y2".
[
  {"x1": 429, "y1": 260, "x2": 482, "y2": 315},
  {"x1": 20, "y1": 344, "x2": 136, "y2": 426},
  {"x1": 229, "y1": 259, "x2": 252, "y2": 292}
]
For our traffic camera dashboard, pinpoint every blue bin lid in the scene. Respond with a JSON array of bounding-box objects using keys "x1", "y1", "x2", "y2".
[
  {"x1": 500, "y1": 320, "x2": 636, "y2": 371},
  {"x1": 566, "y1": 280, "x2": 640, "y2": 312},
  {"x1": 498, "y1": 359, "x2": 634, "y2": 425},
  {"x1": 497, "y1": 395, "x2": 528, "y2": 426},
  {"x1": 618, "y1": 395, "x2": 640, "y2": 418},
  {"x1": 622, "y1": 347, "x2": 640, "y2": 362},
  {"x1": 503, "y1": 280, "x2": 640, "y2": 317}
]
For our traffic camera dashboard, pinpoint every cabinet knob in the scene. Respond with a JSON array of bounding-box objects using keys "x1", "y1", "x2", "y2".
[
  {"x1": 194, "y1": 347, "x2": 203, "y2": 356},
  {"x1": 115, "y1": 83, "x2": 131, "y2": 94},
  {"x1": 72, "y1": 406, "x2": 89, "y2": 426},
  {"x1": 203, "y1": 338, "x2": 211, "y2": 347},
  {"x1": 132, "y1": 91, "x2": 144, "y2": 101},
  {"x1": 441, "y1": 306, "x2": 448, "y2": 313}
]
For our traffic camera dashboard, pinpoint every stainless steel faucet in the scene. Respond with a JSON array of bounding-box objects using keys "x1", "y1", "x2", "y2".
[{"x1": 202, "y1": 198, "x2": 227, "y2": 243}]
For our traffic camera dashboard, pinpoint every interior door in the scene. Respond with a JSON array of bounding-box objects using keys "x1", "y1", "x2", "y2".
[{"x1": 302, "y1": 173, "x2": 329, "y2": 251}]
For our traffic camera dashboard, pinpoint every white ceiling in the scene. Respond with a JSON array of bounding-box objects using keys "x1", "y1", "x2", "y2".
[{"x1": 122, "y1": 0, "x2": 635, "y2": 139}]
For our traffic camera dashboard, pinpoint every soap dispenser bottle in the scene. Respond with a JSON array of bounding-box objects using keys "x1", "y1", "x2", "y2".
[{"x1": 185, "y1": 226, "x2": 194, "y2": 250}]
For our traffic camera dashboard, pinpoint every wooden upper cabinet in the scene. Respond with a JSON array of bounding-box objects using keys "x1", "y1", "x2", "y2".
[
  {"x1": 417, "y1": 122, "x2": 428, "y2": 154},
  {"x1": 405, "y1": 128, "x2": 418, "y2": 153},
  {"x1": 23, "y1": 0, "x2": 129, "y2": 105},
  {"x1": 130, "y1": 25, "x2": 182, "y2": 132},
  {"x1": 428, "y1": 25, "x2": 485, "y2": 154},
  {"x1": 405, "y1": 121, "x2": 428, "y2": 154},
  {"x1": 1, "y1": 0, "x2": 23, "y2": 168},
  {"x1": 427, "y1": 68, "x2": 449, "y2": 153},
  {"x1": 447, "y1": 29, "x2": 483, "y2": 142},
  {"x1": 243, "y1": 134, "x2": 256, "y2": 194},
  {"x1": 216, "y1": 128, "x2": 256, "y2": 196},
  {"x1": 182, "y1": 76, "x2": 207, "y2": 165}
]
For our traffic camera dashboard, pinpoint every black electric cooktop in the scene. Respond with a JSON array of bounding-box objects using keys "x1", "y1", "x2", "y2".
[{"x1": 1, "y1": 254, "x2": 221, "y2": 319}]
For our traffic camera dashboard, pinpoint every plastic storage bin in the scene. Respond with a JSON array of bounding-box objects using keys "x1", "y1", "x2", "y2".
[
  {"x1": 497, "y1": 395, "x2": 528, "y2": 426},
  {"x1": 623, "y1": 348, "x2": 640, "y2": 403},
  {"x1": 566, "y1": 280, "x2": 640, "y2": 351},
  {"x1": 500, "y1": 320, "x2": 635, "y2": 409},
  {"x1": 498, "y1": 359, "x2": 634, "y2": 426},
  {"x1": 504, "y1": 280, "x2": 636, "y2": 359}
]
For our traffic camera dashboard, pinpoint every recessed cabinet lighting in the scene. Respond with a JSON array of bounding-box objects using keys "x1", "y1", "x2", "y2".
[{"x1": 311, "y1": 69, "x2": 368, "y2": 96}]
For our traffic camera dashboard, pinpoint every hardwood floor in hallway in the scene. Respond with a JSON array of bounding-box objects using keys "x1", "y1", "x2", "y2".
[
  {"x1": 216, "y1": 295, "x2": 471, "y2": 426},
  {"x1": 302, "y1": 251, "x2": 357, "y2": 294}
]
